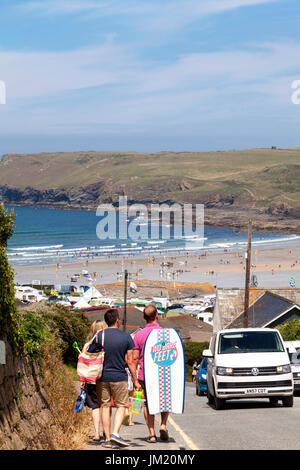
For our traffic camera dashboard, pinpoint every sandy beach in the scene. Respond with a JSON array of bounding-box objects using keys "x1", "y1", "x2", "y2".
[{"x1": 12, "y1": 243, "x2": 300, "y2": 290}]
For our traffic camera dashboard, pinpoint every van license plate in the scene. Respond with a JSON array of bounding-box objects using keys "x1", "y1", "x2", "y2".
[
  {"x1": 294, "y1": 380, "x2": 300, "y2": 384},
  {"x1": 246, "y1": 388, "x2": 267, "y2": 394}
]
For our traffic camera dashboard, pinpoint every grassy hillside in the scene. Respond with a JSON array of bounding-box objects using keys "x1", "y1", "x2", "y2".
[{"x1": 1, "y1": 147, "x2": 300, "y2": 209}]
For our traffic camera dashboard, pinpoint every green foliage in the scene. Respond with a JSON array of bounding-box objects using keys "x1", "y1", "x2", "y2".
[
  {"x1": 0, "y1": 204, "x2": 15, "y2": 247},
  {"x1": 65, "y1": 364, "x2": 80, "y2": 382},
  {"x1": 184, "y1": 341, "x2": 209, "y2": 365},
  {"x1": 0, "y1": 205, "x2": 21, "y2": 348},
  {"x1": 276, "y1": 319, "x2": 300, "y2": 341},
  {"x1": 184, "y1": 341, "x2": 209, "y2": 381},
  {"x1": 4, "y1": 149, "x2": 300, "y2": 209},
  {"x1": 19, "y1": 312, "x2": 48, "y2": 361},
  {"x1": 19, "y1": 304, "x2": 90, "y2": 365},
  {"x1": 32, "y1": 304, "x2": 90, "y2": 366}
]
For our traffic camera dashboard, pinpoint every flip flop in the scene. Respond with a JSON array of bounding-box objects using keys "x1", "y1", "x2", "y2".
[
  {"x1": 159, "y1": 429, "x2": 169, "y2": 441},
  {"x1": 89, "y1": 438, "x2": 101, "y2": 445},
  {"x1": 146, "y1": 435, "x2": 157, "y2": 443}
]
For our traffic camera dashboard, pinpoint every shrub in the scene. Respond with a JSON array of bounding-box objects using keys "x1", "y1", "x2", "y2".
[
  {"x1": 184, "y1": 341, "x2": 209, "y2": 381},
  {"x1": 23, "y1": 303, "x2": 90, "y2": 366},
  {"x1": 19, "y1": 312, "x2": 48, "y2": 361},
  {"x1": 277, "y1": 319, "x2": 300, "y2": 341},
  {"x1": 0, "y1": 205, "x2": 21, "y2": 350}
]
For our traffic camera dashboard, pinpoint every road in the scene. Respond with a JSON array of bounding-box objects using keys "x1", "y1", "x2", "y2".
[
  {"x1": 169, "y1": 383, "x2": 300, "y2": 450},
  {"x1": 88, "y1": 383, "x2": 300, "y2": 451}
]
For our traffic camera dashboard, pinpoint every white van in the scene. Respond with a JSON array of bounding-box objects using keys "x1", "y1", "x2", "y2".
[
  {"x1": 203, "y1": 328, "x2": 294, "y2": 409},
  {"x1": 284, "y1": 341, "x2": 300, "y2": 393}
]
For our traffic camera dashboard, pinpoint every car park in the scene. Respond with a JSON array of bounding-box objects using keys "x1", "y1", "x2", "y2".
[{"x1": 203, "y1": 328, "x2": 294, "y2": 410}]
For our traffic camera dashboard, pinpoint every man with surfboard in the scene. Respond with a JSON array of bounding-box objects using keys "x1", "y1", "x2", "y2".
[{"x1": 133, "y1": 305, "x2": 170, "y2": 443}]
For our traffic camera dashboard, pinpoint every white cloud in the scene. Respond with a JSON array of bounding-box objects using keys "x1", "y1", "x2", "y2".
[
  {"x1": 0, "y1": 42, "x2": 137, "y2": 100},
  {"x1": 18, "y1": 0, "x2": 277, "y2": 25},
  {"x1": 1, "y1": 40, "x2": 299, "y2": 136},
  {"x1": 2, "y1": 41, "x2": 299, "y2": 102},
  {"x1": 133, "y1": 42, "x2": 300, "y2": 95},
  {"x1": 140, "y1": 0, "x2": 278, "y2": 33},
  {"x1": 16, "y1": 0, "x2": 154, "y2": 17}
]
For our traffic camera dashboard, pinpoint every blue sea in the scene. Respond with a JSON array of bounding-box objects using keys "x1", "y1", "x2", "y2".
[{"x1": 5, "y1": 205, "x2": 300, "y2": 267}]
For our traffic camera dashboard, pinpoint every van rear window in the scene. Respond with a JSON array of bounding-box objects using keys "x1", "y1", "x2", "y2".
[{"x1": 218, "y1": 331, "x2": 284, "y2": 354}]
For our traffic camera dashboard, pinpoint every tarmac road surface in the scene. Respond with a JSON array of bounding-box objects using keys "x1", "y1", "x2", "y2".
[{"x1": 87, "y1": 383, "x2": 300, "y2": 451}]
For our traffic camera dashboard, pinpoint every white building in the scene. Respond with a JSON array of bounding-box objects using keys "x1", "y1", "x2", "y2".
[{"x1": 15, "y1": 286, "x2": 45, "y2": 303}]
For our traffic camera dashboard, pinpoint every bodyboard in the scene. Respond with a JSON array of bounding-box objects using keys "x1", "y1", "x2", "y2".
[{"x1": 144, "y1": 328, "x2": 185, "y2": 415}]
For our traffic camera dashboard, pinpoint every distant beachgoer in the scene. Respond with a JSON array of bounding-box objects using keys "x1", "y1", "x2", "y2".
[
  {"x1": 81, "y1": 320, "x2": 107, "y2": 443},
  {"x1": 192, "y1": 362, "x2": 198, "y2": 383}
]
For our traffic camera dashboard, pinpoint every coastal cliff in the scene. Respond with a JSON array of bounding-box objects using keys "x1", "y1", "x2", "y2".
[{"x1": 1, "y1": 148, "x2": 300, "y2": 233}]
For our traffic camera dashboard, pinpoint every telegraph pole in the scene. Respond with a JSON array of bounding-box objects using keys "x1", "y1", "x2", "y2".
[
  {"x1": 244, "y1": 219, "x2": 252, "y2": 328},
  {"x1": 123, "y1": 269, "x2": 128, "y2": 332}
]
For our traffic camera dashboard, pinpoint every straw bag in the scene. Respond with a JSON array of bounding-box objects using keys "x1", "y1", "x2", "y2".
[{"x1": 77, "y1": 331, "x2": 105, "y2": 384}]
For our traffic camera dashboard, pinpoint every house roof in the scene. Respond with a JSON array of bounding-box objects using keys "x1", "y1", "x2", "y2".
[
  {"x1": 83, "y1": 305, "x2": 212, "y2": 341},
  {"x1": 215, "y1": 287, "x2": 300, "y2": 329},
  {"x1": 96, "y1": 279, "x2": 215, "y2": 302},
  {"x1": 228, "y1": 291, "x2": 300, "y2": 328}
]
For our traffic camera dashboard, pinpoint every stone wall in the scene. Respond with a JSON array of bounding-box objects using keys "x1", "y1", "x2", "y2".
[{"x1": 0, "y1": 340, "x2": 57, "y2": 450}]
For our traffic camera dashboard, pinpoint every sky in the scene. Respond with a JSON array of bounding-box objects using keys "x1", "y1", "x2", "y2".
[{"x1": 1, "y1": 0, "x2": 300, "y2": 154}]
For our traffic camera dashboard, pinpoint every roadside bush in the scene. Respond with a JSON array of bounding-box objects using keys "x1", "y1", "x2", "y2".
[
  {"x1": 277, "y1": 319, "x2": 300, "y2": 341},
  {"x1": 19, "y1": 311, "x2": 48, "y2": 361},
  {"x1": 0, "y1": 205, "x2": 21, "y2": 351},
  {"x1": 184, "y1": 341, "x2": 209, "y2": 382},
  {"x1": 22, "y1": 303, "x2": 90, "y2": 366}
]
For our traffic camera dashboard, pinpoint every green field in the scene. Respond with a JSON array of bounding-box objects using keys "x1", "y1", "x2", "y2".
[{"x1": 1, "y1": 147, "x2": 300, "y2": 208}]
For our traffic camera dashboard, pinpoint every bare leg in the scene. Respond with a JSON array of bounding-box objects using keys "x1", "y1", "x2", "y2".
[
  {"x1": 112, "y1": 406, "x2": 126, "y2": 435},
  {"x1": 92, "y1": 408, "x2": 101, "y2": 439},
  {"x1": 160, "y1": 412, "x2": 169, "y2": 429},
  {"x1": 144, "y1": 405, "x2": 156, "y2": 437},
  {"x1": 102, "y1": 407, "x2": 111, "y2": 441},
  {"x1": 159, "y1": 412, "x2": 169, "y2": 441}
]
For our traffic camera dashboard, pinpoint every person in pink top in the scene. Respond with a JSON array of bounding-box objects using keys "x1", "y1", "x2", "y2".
[{"x1": 133, "y1": 305, "x2": 169, "y2": 443}]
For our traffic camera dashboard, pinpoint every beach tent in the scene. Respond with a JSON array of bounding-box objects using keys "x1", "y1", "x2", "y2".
[
  {"x1": 130, "y1": 282, "x2": 138, "y2": 293},
  {"x1": 73, "y1": 297, "x2": 91, "y2": 309},
  {"x1": 83, "y1": 286, "x2": 103, "y2": 301}
]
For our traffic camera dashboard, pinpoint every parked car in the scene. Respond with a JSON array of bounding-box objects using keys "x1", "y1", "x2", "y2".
[
  {"x1": 203, "y1": 328, "x2": 294, "y2": 410},
  {"x1": 285, "y1": 341, "x2": 300, "y2": 394},
  {"x1": 196, "y1": 358, "x2": 208, "y2": 396},
  {"x1": 168, "y1": 304, "x2": 184, "y2": 310}
]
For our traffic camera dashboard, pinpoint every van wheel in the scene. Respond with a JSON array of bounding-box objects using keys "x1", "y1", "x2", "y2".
[
  {"x1": 212, "y1": 383, "x2": 225, "y2": 410},
  {"x1": 282, "y1": 396, "x2": 293, "y2": 407},
  {"x1": 269, "y1": 397, "x2": 279, "y2": 405},
  {"x1": 214, "y1": 395, "x2": 225, "y2": 410},
  {"x1": 207, "y1": 388, "x2": 214, "y2": 405}
]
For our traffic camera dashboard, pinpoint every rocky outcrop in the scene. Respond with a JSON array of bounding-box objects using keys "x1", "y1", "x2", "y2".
[
  {"x1": 0, "y1": 179, "x2": 300, "y2": 234},
  {"x1": 0, "y1": 182, "x2": 105, "y2": 208}
]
